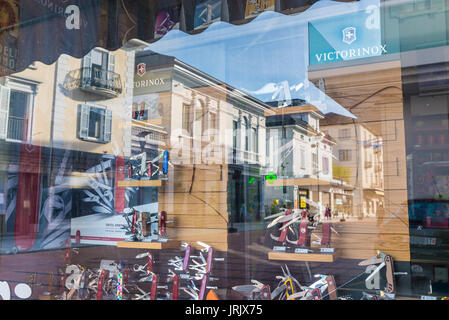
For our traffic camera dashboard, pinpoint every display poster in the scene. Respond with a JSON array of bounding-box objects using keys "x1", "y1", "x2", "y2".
[
  {"x1": 194, "y1": 0, "x2": 222, "y2": 30},
  {"x1": 245, "y1": 0, "x2": 274, "y2": 19},
  {"x1": 154, "y1": 1, "x2": 181, "y2": 40},
  {"x1": 2, "y1": 146, "x2": 73, "y2": 253},
  {"x1": 70, "y1": 154, "x2": 125, "y2": 245},
  {"x1": 0, "y1": 0, "x2": 19, "y2": 77}
]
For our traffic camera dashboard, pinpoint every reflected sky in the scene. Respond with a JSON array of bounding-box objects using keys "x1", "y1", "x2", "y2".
[{"x1": 145, "y1": 0, "x2": 383, "y2": 118}]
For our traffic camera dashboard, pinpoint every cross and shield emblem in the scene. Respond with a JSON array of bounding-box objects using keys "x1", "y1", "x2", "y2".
[
  {"x1": 342, "y1": 27, "x2": 356, "y2": 45},
  {"x1": 137, "y1": 63, "x2": 147, "y2": 77}
]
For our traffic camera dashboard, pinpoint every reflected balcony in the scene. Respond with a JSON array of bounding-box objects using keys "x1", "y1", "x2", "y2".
[{"x1": 64, "y1": 67, "x2": 122, "y2": 98}]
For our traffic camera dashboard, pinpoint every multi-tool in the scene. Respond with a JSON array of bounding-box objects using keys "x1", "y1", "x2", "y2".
[
  {"x1": 121, "y1": 208, "x2": 170, "y2": 242},
  {"x1": 131, "y1": 276, "x2": 169, "y2": 301},
  {"x1": 133, "y1": 252, "x2": 155, "y2": 281},
  {"x1": 96, "y1": 269, "x2": 109, "y2": 300},
  {"x1": 171, "y1": 274, "x2": 180, "y2": 300},
  {"x1": 188, "y1": 242, "x2": 224, "y2": 280},
  {"x1": 126, "y1": 150, "x2": 170, "y2": 179},
  {"x1": 234, "y1": 265, "x2": 340, "y2": 301},
  {"x1": 266, "y1": 208, "x2": 300, "y2": 244},
  {"x1": 286, "y1": 274, "x2": 340, "y2": 300},
  {"x1": 168, "y1": 243, "x2": 192, "y2": 272},
  {"x1": 271, "y1": 265, "x2": 305, "y2": 300},
  {"x1": 181, "y1": 276, "x2": 218, "y2": 300},
  {"x1": 287, "y1": 210, "x2": 310, "y2": 247},
  {"x1": 167, "y1": 242, "x2": 223, "y2": 300},
  {"x1": 359, "y1": 250, "x2": 407, "y2": 294},
  {"x1": 360, "y1": 290, "x2": 395, "y2": 300},
  {"x1": 266, "y1": 209, "x2": 329, "y2": 248},
  {"x1": 232, "y1": 280, "x2": 271, "y2": 300},
  {"x1": 168, "y1": 242, "x2": 223, "y2": 281}
]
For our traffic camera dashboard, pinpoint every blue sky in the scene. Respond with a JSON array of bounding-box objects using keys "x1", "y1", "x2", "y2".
[{"x1": 146, "y1": 0, "x2": 382, "y2": 118}]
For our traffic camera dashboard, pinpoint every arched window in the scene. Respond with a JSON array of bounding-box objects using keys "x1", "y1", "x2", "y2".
[
  {"x1": 252, "y1": 127, "x2": 258, "y2": 153},
  {"x1": 243, "y1": 116, "x2": 249, "y2": 151},
  {"x1": 193, "y1": 98, "x2": 205, "y2": 138}
]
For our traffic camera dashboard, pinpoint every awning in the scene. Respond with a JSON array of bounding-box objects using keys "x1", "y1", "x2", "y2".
[
  {"x1": 146, "y1": 0, "x2": 372, "y2": 118},
  {"x1": 265, "y1": 177, "x2": 332, "y2": 187},
  {"x1": 265, "y1": 176, "x2": 356, "y2": 190},
  {"x1": 1, "y1": 0, "x2": 373, "y2": 117},
  {"x1": 0, "y1": 2, "x2": 355, "y2": 69}
]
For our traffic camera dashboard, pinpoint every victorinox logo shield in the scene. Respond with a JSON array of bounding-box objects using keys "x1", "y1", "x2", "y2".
[
  {"x1": 137, "y1": 63, "x2": 147, "y2": 77},
  {"x1": 342, "y1": 27, "x2": 356, "y2": 45}
]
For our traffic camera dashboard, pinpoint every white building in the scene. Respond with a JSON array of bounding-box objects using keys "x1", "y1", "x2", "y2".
[
  {"x1": 264, "y1": 104, "x2": 353, "y2": 217},
  {"x1": 321, "y1": 112, "x2": 384, "y2": 219}
]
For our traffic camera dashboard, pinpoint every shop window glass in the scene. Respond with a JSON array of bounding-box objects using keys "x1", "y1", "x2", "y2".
[
  {"x1": 78, "y1": 104, "x2": 112, "y2": 143},
  {"x1": 4, "y1": 0, "x2": 449, "y2": 303},
  {"x1": 82, "y1": 48, "x2": 115, "y2": 91}
]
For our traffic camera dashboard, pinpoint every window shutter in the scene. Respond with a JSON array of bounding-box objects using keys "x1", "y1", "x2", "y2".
[
  {"x1": 78, "y1": 104, "x2": 90, "y2": 139},
  {"x1": 82, "y1": 51, "x2": 92, "y2": 84},
  {"x1": 0, "y1": 86, "x2": 10, "y2": 140},
  {"x1": 107, "y1": 52, "x2": 115, "y2": 88},
  {"x1": 103, "y1": 109, "x2": 112, "y2": 143}
]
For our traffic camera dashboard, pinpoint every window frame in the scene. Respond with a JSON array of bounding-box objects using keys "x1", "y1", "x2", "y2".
[
  {"x1": 182, "y1": 103, "x2": 192, "y2": 136},
  {"x1": 339, "y1": 128, "x2": 351, "y2": 140},
  {"x1": 77, "y1": 103, "x2": 112, "y2": 144},
  {"x1": 0, "y1": 77, "x2": 37, "y2": 143},
  {"x1": 338, "y1": 149, "x2": 352, "y2": 162},
  {"x1": 81, "y1": 48, "x2": 116, "y2": 89}
]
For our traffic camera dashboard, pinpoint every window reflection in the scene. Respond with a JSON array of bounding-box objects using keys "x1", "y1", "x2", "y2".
[{"x1": 1, "y1": 0, "x2": 449, "y2": 302}]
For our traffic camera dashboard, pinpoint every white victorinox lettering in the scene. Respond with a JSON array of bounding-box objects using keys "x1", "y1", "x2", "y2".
[
  {"x1": 134, "y1": 78, "x2": 166, "y2": 88},
  {"x1": 314, "y1": 44, "x2": 387, "y2": 63}
]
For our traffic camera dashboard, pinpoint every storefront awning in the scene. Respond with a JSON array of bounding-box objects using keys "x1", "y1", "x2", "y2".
[
  {"x1": 0, "y1": 0, "x2": 372, "y2": 118},
  {"x1": 265, "y1": 176, "x2": 356, "y2": 191},
  {"x1": 265, "y1": 177, "x2": 333, "y2": 187}
]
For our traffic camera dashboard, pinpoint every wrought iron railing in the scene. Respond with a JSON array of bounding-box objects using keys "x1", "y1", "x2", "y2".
[
  {"x1": 63, "y1": 67, "x2": 122, "y2": 95},
  {"x1": 82, "y1": 66, "x2": 122, "y2": 94},
  {"x1": 7, "y1": 116, "x2": 24, "y2": 141}
]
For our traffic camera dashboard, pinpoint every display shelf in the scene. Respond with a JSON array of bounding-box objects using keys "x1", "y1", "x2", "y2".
[
  {"x1": 412, "y1": 144, "x2": 449, "y2": 151},
  {"x1": 411, "y1": 113, "x2": 449, "y2": 119},
  {"x1": 268, "y1": 250, "x2": 338, "y2": 263},
  {"x1": 264, "y1": 104, "x2": 320, "y2": 117},
  {"x1": 117, "y1": 180, "x2": 162, "y2": 187},
  {"x1": 116, "y1": 240, "x2": 181, "y2": 249},
  {"x1": 412, "y1": 126, "x2": 449, "y2": 132}
]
